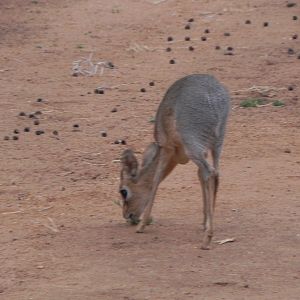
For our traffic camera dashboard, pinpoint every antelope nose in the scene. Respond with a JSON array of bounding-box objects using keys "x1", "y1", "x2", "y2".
[
  {"x1": 123, "y1": 212, "x2": 133, "y2": 219},
  {"x1": 126, "y1": 213, "x2": 134, "y2": 220}
]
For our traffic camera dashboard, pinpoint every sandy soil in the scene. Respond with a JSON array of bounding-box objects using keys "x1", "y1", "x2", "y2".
[{"x1": 1, "y1": 0, "x2": 300, "y2": 299}]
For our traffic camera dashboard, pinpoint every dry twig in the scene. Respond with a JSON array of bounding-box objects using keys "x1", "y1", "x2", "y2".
[
  {"x1": 41, "y1": 217, "x2": 59, "y2": 233},
  {"x1": 2, "y1": 210, "x2": 23, "y2": 215},
  {"x1": 72, "y1": 53, "x2": 114, "y2": 76},
  {"x1": 215, "y1": 238, "x2": 236, "y2": 245},
  {"x1": 149, "y1": 0, "x2": 167, "y2": 4},
  {"x1": 234, "y1": 85, "x2": 286, "y2": 97}
]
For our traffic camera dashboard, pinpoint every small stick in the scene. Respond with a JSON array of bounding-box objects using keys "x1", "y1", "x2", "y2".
[
  {"x1": 215, "y1": 238, "x2": 236, "y2": 245},
  {"x1": 42, "y1": 217, "x2": 59, "y2": 233},
  {"x1": 2, "y1": 210, "x2": 23, "y2": 215},
  {"x1": 151, "y1": 0, "x2": 167, "y2": 4},
  {"x1": 81, "y1": 161, "x2": 107, "y2": 166},
  {"x1": 257, "y1": 103, "x2": 272, "y2": 108},
  {"x1": 38, "y1": 206, "x2": 54, "y2": 212}
]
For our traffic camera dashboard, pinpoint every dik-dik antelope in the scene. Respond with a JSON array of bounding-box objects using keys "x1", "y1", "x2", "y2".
[{"x1": 119, "y1": 74, "x2": 230, "y2": 249}]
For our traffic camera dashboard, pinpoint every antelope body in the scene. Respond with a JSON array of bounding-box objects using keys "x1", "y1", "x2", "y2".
[{"x1": 119, "y1": 74, "x2": 230, "y2": 249}]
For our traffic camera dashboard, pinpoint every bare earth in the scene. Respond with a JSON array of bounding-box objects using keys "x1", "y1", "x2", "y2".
[{"x1": 1, "y1": 0, "x2": 300, "y2": 299}]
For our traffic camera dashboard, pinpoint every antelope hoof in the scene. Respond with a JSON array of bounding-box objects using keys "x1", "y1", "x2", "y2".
[
  {"x1": 136, "y1": 223, "x2": 146, "y2": 233},
  {"x1": 201, "y1": 244, "x2": 211, "y2": 250},
  {"x1": 201, "y1": 232, "x2": 213, "y2": 250}
]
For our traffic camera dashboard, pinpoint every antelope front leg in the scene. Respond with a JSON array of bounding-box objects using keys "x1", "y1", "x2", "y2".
[
  {"x1": 136, "y1": 149, "x2": 175, "y2": 233},
  {"x1": 136, "y1": 203, "x2": 153, "y2": 233}
]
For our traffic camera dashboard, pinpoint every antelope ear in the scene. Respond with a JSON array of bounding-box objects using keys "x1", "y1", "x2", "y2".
[
  {"x1": 121, "y1": 149, "x2": 139, "y2": 179},
  {"x1": 141, "y1": 143, "x2": 160, "y2": 169}
]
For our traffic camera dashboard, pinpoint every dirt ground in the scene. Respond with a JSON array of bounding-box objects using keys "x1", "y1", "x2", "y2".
[{"x1": 0, "y1": 0, "x2": 300, "y2": 299}]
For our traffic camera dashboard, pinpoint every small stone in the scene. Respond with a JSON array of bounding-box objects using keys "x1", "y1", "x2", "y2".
[
  {"x1": 140, "y1": 88, "x2": 146, "y2": 93},
  {"x1": 287, "y1": 3, "x2": 296, "y2": 8},
  {"x1": 36, "y1": 98, "x2": 43, "y2": 102},
  {"x1": 215, "y1": 45, "x2": 221, "y2": 50},
  {"x1": 73, "y1": 124, "x2": 79, "y2": 128},
  {"x1": 101, "y1": 131, "x2": 107, "y2": 137},
  {"x1": 111, "y1": 107, "x2": 118, "y2": 112},
  {"x1": 188, "y1": 18, "x2": 194, "y2": 22},
  {"x1": 293, "y1": 16, "x2": 298, "y2": 20},
  {"x1": 204, "y1": 29, "x2": 210, "y2": 34},
  {"x1": 284, "y1": 149, "x2": 291, "y2": 153},
  {"x1": 24, "y1": 127, "x2": 30, "y2": 132},
  {"x1": 297, "y1": 54, "x2": 300, "y2": 59},
  {"x1": 12, "y1": 136, "x2": 19, "y2": 140},
  {"x1": 201, "y1": 36, "x2": 207, "y2": 41},
  {"x1": 224, "y1": 51, "x2": 234, "y2": 56},
  {"x1": 169, "y1": 59, "x2": 176, "y2": 64},
  {"x1": 94, "y1": 88, "x2": 104, "y2": 94},
  {"x1": 37, "y1": 265, "x2": 44, "y2": 269},
  {"x1": 185, "y1": 24, "x2": 191, "y2": 30},
  {"x1": 4, "y1": 136, "x2": 9, "y2": 140},
  {"x1": 263, "y1": 22, "x2": 269, "y2": 27},
  {"x1": 245, "y1": 20, "x2": 251, "y2": 24},
  {"x1": 214, "y1": 282, "x2": 229, "y2": 286},
  {"x1": 149, "y1": 81, "x2": 155, "y2": 86},
  {"x1": 35, "y1": 130, "x2": 44, "y2": 135},
  {"x1": 227, "y1": 46, "x2": 234, "y2": 51},
  {"x1": 166, "y1": 47, "x2": 172, "y2": 52},
  {"x1": 167, "y1": 36, "x2": 173, "y2": 42},
  {"x1": 292, "y1": 34, "x2": 298, "y2": 39},
  {"x1": 35, "y1": 111, "x2": 42, "y2": 115},
  {"x1": 114, "y1": 139, "x2": 126, "y2": 145},
  {"x1": 52, "y1": 130, "x2": 58, "y2": 135},
  {"x1": 224, "y1": 32, "x2": 231, "y2": 36},
  {"x1": 19, "y1": 112, "x2": 26, "y2": 117},
  {"x1": 288, "y1": 86, "x2": 294, "y2": 91},
  {"x1": 189, "y1": 46, "x2": 194, "y2": 51},
  {"x1": 14, "y1": 129, "x2": 19, "y2": 134},
  {"x1": 288, "y1": 48, "x2": 295, "y2": 54},
  {"x1": 243, "y1": 284, "x2": 249, "y2": 288},
  {"x1": 34, "y1": 120, "x2": 40, "y2": 125},
  {"x1": 29, "y1": 113, "x2": 36, "y2": 119},
  {"x1": 185, "y1": 36, "x2": 190, "y2": 41},
  {"x1": 107, "y1": 62, "x2": 114, "y2": 69}
]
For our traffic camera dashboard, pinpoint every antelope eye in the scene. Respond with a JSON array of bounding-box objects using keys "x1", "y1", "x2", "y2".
[{"x1": 119, "y1": 188, "x2": 128, "y2": 200}]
